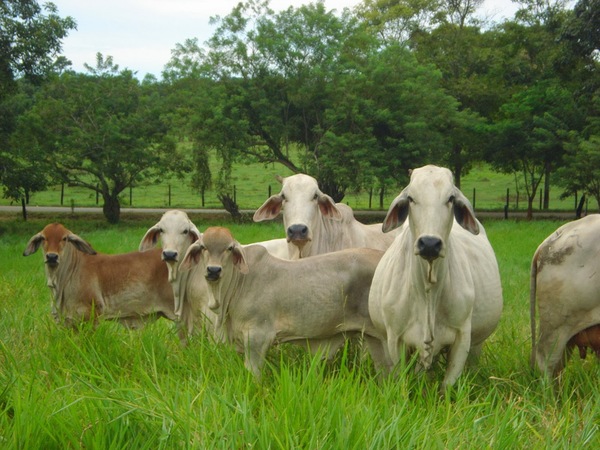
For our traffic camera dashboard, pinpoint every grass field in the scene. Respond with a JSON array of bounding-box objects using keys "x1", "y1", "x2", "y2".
[
  {"x1": 0, "y1": 160, "x2": 589, "y2": 213},
  {"x1": 0, "y1": 214, "x2": 598, "y2": 448}
]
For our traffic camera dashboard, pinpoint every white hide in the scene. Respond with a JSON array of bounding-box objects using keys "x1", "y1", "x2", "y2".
[
  {"x1": 253, "y1": 173, "x2": 396, "y2": 258},
  {"x1": 368, "y1": 165, "x2": 503, "y2": 391},
  {"x1": 530, "y1": 214, "x2": 600, "y2": 374}
]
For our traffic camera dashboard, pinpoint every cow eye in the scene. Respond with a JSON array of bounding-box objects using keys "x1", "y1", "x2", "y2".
[
  {"x1": 227, "y1": 245, "x2": 234, "y2": 252},
  {"x1": 407, "y1": 196, "x2": 415, "y2": 203},
  {"x1": 448, "y1": 195, "x2": 455, "y2": 204},
  {"x1": 158, "y1": 228, "x2": 164, "y2": 234},
  {"x1": 281, "y1": 193, "x2": 286, "y2": 201},
  {"x1": 313, "y1": 193, "x2": 318, "y2": 201},
  {"x1": 183, "y1": 229, "x2": 189, "y2": 235}
]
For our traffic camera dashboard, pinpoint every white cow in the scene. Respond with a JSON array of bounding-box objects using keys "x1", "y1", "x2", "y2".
[
  {"x1": 139, "y1": 210, "x2": 212, "y2": 340},
  {"x1": 368, "y1": 165, "x2": 503, "y2": 391},
  {"x1": 253, "y1": 174, "x2": 397, "y2": 259},
  {"x1": 530, "y1": 214, "x2": 600, "y2": 375},
  {"x1": 139, "y1": 210, "x2": 289, "y2": 340},
  {"x1": 180, "y1": 226, "x2": 390, "y2": 379}
]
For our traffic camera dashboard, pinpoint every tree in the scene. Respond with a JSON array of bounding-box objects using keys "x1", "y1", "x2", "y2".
[
  {"x1": 17, "y1": 54, "x2": 180, "y2": 223},
  {"x1": 0, "y1": 0, "x2": 76, "y2": 99},
  {"x1": 488, "y1": 80, "x2": 580, "y2": 218},
  {"x1": 0, "y1": 0, "x2": 75, "y2": 215}
]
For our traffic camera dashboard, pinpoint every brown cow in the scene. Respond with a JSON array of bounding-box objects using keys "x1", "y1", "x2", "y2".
[{"x1": 24, "y1": 223, "x2": 180, "y2": 338}]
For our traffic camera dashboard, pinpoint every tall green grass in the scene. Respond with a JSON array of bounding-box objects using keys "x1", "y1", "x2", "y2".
[{"x1": 1, "y1": 216, "x2": 598, "y2": 448}]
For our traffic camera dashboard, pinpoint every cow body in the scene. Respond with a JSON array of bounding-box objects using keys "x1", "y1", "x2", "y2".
[
  {"x1": 253, "y1": 173, "x2": 396, "y2": 259},
  {"x1": 181, "y1": 226, "x2": 389, "y2": 378},
  {"x1": 24, "y1": 223, "x2": 177, "y2": 332},
  {"x1": 368, "y1": 165, "x2": 503, "y2": 391},
  {"x1": 530, "y1": 214, "x2": 600, "y2": 374}
]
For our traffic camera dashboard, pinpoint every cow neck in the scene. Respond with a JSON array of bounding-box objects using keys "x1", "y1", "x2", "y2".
[
  {"x1": 315, "y1": 213, "x2": 346, "y2": 256},
  {"x1": 45, "y1": 244, "x2": 82, "y2": 318},
  {"x1": 208, "y1": 260, "x2": 245, "y2": 337},
  {"x1": 409, "y1": 233, "x2": 451, "y2": 370}
]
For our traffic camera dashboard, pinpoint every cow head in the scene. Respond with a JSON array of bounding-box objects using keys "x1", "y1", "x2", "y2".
[
  {"x1": 23, "y1": 223, "x2": 97, "y2": 268},
  {"x1": 382, "y1": 165, "x2": 479, "y2": 264},
  {"x1": 253, "y1": 174, "x2": 342, "y2": 257},
  {"x1": 139, "y1": 210, "x2": 202, "y2": 282},
  {"x1": 181, "y1": 227, "x2": 248, "y2": 310}
]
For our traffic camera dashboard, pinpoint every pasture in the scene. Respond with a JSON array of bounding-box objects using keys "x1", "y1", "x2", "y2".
[{"x1": 0, "y1": 214, "x2": 598, "y2": 448}]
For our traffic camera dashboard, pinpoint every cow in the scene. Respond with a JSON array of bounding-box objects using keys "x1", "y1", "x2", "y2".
[
  {"x1": 139, "y1": 210, "x2": 289, "y2": 340},
  {"x1": 253, "y1": 173, "x2": 397, "y2": 259},
  {"x1": 368, "y1": 165, "x2": 503, "y2": 392},
  {"x1": 23, "y1": 223, "x2": 180, "y2": 337},
  {"x1": 139, "y1": 210, "x2": 213, "y2": 340},
  {"x1": 180, "y1": 226, "x2": 390, "y2": 379},
  {"x1": 530, "y1": 214, "x2": 600, "y2": 375}
]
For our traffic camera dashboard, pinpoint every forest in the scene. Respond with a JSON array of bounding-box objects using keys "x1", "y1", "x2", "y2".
[{"x1": 1, "y1": 0, "x2": 599, "y2": 222}]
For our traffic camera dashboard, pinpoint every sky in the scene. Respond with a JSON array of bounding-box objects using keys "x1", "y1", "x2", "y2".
[{"x1": 49, "y1": 0, "x2": 521, "y2": 79}]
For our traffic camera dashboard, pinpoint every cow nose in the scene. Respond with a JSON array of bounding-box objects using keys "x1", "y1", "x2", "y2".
[
  {"x1": 417, "y1": 236, "x2": 442, "y2": 260},
  {"x1": 162, "y1": 250, "x2": 178, "y2": 261},
  {"x1": 206, "y1": 266, "x2": 222, "y2": 281},
  {"x1": 46, "y1": 253, "x2": 59, "y2": 266},
  {"x1": 287, "y1": 224, "x2": 309, "y2": 241}
]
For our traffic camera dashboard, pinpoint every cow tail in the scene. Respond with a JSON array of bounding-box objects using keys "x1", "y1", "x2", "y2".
[{"x1": 529, "y1": 250, "x2": 539, "y2": 370}]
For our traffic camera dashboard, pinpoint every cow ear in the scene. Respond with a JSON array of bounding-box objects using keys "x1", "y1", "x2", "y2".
[
  {"x1": 23, "y1": 233, "x2": 44, "y2": 256},
  {"x1": 253, "y1": 195, "x2": 283, "y2": 222},
  {"x1": 232, "y1": 242, "x2": 249, "y2": 274},
  {"x1": 317, "y1": 193, "x2": 342, "y2": 220},
  {"x1": 181, "y1": 242, "x2": 205, "y2": 271},
  {"x1": 189, "y1": 224, "x2": 202, "y2": 244},
  {"x1": 382, "y1": 190, "x2": 409, "y2": 233},
  {"x1": 68, "y1": 233, "x2": 97, "y2": 255},
  {"x1": 453, "y1": 189, "x2": 479, "y2": 235},
  {"x1": 139, "y1": 225, "x2": 161, "y2": 251}
]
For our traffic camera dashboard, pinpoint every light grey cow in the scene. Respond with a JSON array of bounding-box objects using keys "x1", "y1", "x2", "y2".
[
  {"x1": 180, "y1": 226, "x2": 390, "y2": 379},
  {"x1": 368, "y1": 165, "x2": 503, "y2": 391},
  {"x1": 253, "y1": 174, "x2": 396, "y2": 259},
  {"x1": 530, "y1": 214, "x2": 600, "y2": 374}
]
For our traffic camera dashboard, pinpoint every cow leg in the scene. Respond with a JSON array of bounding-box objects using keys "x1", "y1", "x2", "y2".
[
  {"x1": 244, "y1": 329, "x2": 275, "y2": 380},
  {"x1": 364, "y1": 335, "x2": 393, "y2": 374},
  {"x1": 386, "y1": 331, "x2": 402, "y2": 365},
  {"x1": 441, "y1": 326, "x2": 471, "y2": 392},
  {"x1": 302, "y1": 335, "x2": 346, "y2": 360},
  {"x1": 536, "y1": 328, "x2": 572, "y2": 375}
]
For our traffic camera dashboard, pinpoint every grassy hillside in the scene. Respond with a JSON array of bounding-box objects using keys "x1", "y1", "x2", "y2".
[
  {"x1": 1, "y1": 157, "x2": 588, "y2": 213},
  {"x1": 0, "y1": 216, "x2": 599, "y2": 447}
]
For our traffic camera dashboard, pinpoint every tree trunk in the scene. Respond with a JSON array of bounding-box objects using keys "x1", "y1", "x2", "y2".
[
  {"x1": 21, "y1": 197, "x2": 27, "y2": 221},
  {"x1": 543, "y1": 162, "x2": 551, "y2": 210},
  {"x1": 103, "y1": 195, "x2": 121, "y2": 224},
  {"x1": 527, "y1": 196, "x2": 534, "y2": 221}
]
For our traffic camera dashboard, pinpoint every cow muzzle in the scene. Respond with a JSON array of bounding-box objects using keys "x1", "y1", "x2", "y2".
[
  {"x1": 45, "y1": 253, "x2": 59, "y2": 267},
  {"x1": 205, "y1": 266, "x2": 222, "y2": 282},
  {"x1": 416, "y1": 236, "x2": 443, "y2": 261},
  {"x1": 287, "y1": 224, "x2": 310, "y2": 243},
  {"x1": 162, "y1": 250, "x2": 178, "y2": 262}
]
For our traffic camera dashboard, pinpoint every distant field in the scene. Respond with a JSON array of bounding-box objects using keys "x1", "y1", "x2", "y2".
[{"x1": 1, "y1": 158, "x2": 587, "y2": 213}]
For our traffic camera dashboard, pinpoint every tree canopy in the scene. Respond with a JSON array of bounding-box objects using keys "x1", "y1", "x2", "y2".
[{"x1": 2, "y1": 0, "x2": 600, "y2": 221}]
